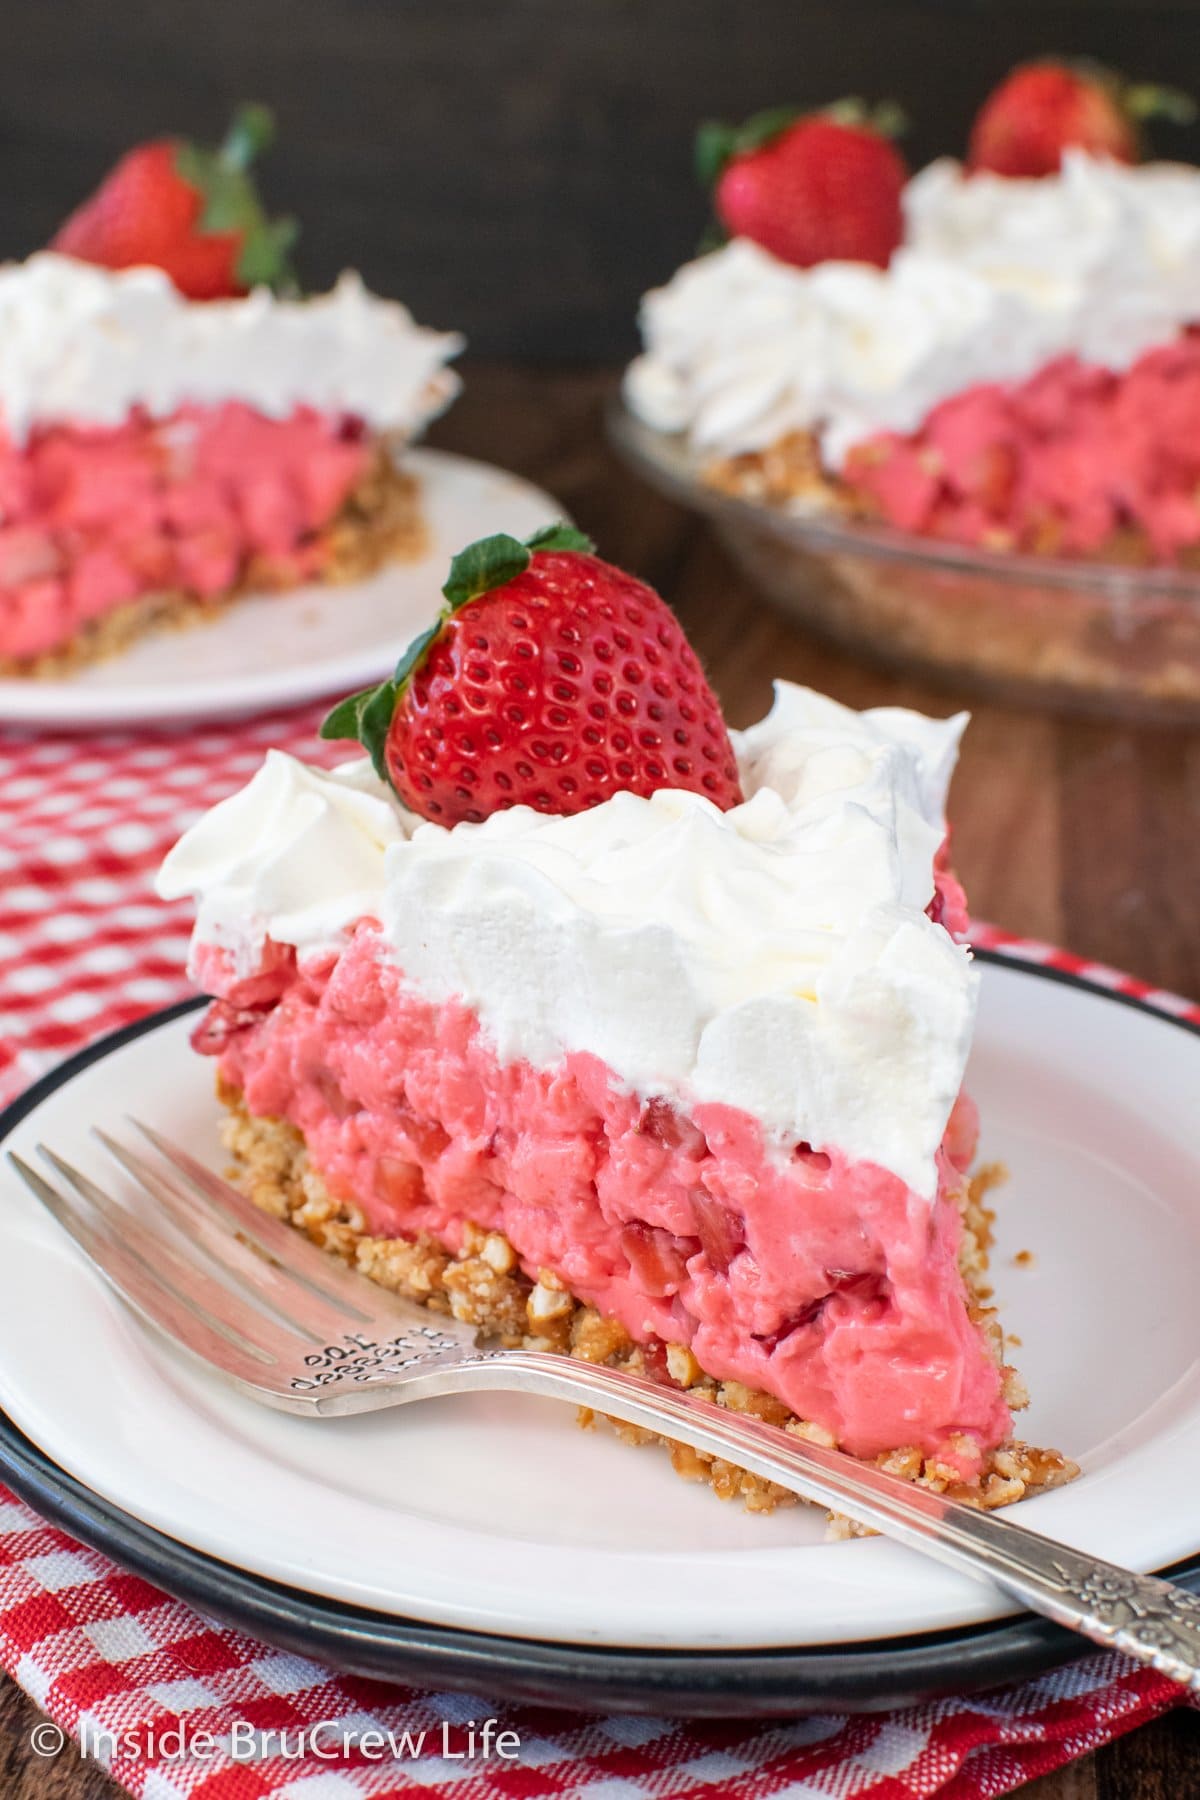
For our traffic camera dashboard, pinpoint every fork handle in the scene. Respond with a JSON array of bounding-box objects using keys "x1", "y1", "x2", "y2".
[{"x1": 465, "y1": 1350, "x2": 1200, "y2": 1689}]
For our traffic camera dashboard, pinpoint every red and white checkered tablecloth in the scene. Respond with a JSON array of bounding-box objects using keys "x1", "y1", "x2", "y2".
[{"x1": 2, "y1": 702, "x2": 1198, "y2": 1800}]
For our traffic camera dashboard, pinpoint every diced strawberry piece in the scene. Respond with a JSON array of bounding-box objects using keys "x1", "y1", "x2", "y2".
[
  {"x1": 190, "y1": 999, "x2": 273, "y2": 1056},
  {"x1": 752, "y1": 1299, "x2": 827, "y2": 1351},
  {"x1": 688, "y1": 1188, "x2": 745, "y2": 1272},
  {"x1": 395, "y1": 1104, "x2": 451, "y2": 1162},
  {"x1": 637, "y1": 1096, "x2": 707, "y2": 1158},
  {"x1": 640, "y1": 1338, "x2": 681, "y2": 1386},
  {"x1": 620, "y1": 1222, "x2": 697, "y2": 1298},
  {"x1": 753, "y1": 1272, "x2": 889, "y2": 1355},
  {"x1": 374, "y1": 1156, "x2": 425, "y2": 1211},
  {"x1": 220, "y1": 939, "x2": 297, "y2": 1009},
  {"x1": 825, "y1": 1269, "x2": 889, "y2": 1307},
  {"x1": 312, "y1": 1069, "x2": 362, "y2": 1120}
]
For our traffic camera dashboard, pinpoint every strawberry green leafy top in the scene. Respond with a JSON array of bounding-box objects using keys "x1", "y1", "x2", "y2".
[{"x1": 321, "y1": 523, "x2": 594, "y2": 781}]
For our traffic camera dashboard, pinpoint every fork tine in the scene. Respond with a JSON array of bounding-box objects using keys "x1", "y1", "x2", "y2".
[
  {"x1": 35, "y1": 1145, "x2": 304, "y2": 1366},
  {"x1": 94, "y1": 1131, "x2": 350, "y2": 1346},
  {"x1": 130, "y1": 1119, "x2": 381, "y2": 1325},
  {"x1": 7, "y1": 1152, "x2": 278, "y2": 1388}
]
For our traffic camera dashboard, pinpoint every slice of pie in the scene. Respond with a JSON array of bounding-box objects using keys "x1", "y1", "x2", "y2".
[
  {"x1": 0, "y1": 255, "x2": 461, "y2": 675},
  {"x1": 158, "y1": 525, "x2": 1075, "y2": 1513}
]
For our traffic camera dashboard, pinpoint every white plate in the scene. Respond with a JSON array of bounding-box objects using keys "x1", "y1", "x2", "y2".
[
  {"x1": 1, "y1": 957, "x2": 1198, "y2": 1651},
  {"x1": 0, "y1": 450, "x2": 562, "y2": 731}
]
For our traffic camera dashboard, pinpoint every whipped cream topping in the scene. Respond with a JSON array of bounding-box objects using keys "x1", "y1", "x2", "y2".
[
  {"x1": 160, "y1": 753, "x2": 405, "y2": 954},
  {"x1": 159, "y1": 684, "x2": 976, "y2": 1197},
  {"x1": 0, "y1": 253, "x2": 463, "y2": 441},
  {"x1": 625, "y1": 152, "x2": 1200, "y2": 467}
]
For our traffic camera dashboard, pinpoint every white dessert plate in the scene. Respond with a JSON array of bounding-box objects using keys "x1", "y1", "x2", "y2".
[
  {"x1": 0, "y1": 953, "x2": 1198, "y2": 1660},
  {"x1": 0, "y1": 449, "x2": 562, "y2": 732}
]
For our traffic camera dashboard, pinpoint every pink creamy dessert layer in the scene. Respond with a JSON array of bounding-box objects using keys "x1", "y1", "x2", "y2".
[
  {"x1": 0, "y1": 402, "x2": 370, "y2": 660},
  {"x1": 194, "y1": 922, "x2": 1010, "y2": 1475},
  {"x1": 843, "y1": 335, "x2": 1200, "y2": 562}
]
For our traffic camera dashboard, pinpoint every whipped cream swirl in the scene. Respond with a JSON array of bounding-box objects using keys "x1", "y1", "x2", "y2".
[
  {"x1": 159, "y1": 684, "x2": 976, "y2": 1197},
  {"x1": 625, "y1": 152, "x2": 1200, "y2": 468},
  {"x1": 0, "y1": 254, "x2": 463, "y2": 441}
]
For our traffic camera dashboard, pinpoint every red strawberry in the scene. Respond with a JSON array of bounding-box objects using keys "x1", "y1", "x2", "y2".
[
  {"x1": 321, "y1": 525, "x2": 744, "y2": 826},
  {"x1": 619, "y1": 1223, "x2": 693, "y2": 1298},
  {"x1": 689, "y1": 1189, "x2": 745, "y2": 1274},
  {"x1": 967, "y1": 61, "x2": 1196, "y2": 178},
  {"x1": 697, "y1": 102, "x2": 908, "y2": 269},
  {"x1": 51, "y1": 104, "x2": 297, "y2": 299}
]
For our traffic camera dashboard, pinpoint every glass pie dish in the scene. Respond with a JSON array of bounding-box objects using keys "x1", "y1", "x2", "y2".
[{"x1": 610, "y1": 401, "x2": 1200, "y2": 721}]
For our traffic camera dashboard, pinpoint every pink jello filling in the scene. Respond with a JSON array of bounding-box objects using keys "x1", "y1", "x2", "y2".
[
  {"x1": 195, "y1": 924, "x2": 1010, "y2": 1475},
  {"x1": 0, "y1": 403, "x2": 370, "y2": 660},
  {"x1": 844, "y1": 335, "x2": 1200, "y2": 563}
]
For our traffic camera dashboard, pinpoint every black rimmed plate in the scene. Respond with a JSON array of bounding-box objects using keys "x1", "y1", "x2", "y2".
[
  {"x1": 1, "y1": 952, "x2": 1198, "y2": 1715},
  {"x1": 6, "y1": 1402, "x2": 1197, "y2": 1717}
]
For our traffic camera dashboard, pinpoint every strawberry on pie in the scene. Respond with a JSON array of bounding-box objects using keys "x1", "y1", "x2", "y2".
[
  {"x1": 158, "y1": 528, "x2": 1075, "y2": 1513},
  {"x1": 0, "y1": 108, "x2": 462, "y2": 675},
  {"x1": 626, "y1": 69, "x2": 1200, "y2": 565},
  {"x1": 698, "y1": 103, "x2": 909, "y2": 272}
]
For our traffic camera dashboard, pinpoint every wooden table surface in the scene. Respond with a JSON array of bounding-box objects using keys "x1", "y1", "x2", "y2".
[{"x1": 3, "y1": 366, "x2": 1198, "y2": 1796}]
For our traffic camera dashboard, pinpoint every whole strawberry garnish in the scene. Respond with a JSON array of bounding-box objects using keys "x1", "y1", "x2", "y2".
[
  {"x1": 51, "y1": 104, "x2": 297, "y2": 299},
  {"x1": 697, "y1": 101, "x2": 908, "y2": 269},
  {"x1": 967, "y1": 60, "x2": 1196, "y2": 177},
  {"x1": 321, "y1": 525, "x2": 744, "y2": 825}
]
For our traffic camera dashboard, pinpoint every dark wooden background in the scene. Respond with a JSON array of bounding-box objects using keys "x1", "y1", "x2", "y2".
[{"x1": 5, "y1": 0, "x2": 1200, "y2": 360}]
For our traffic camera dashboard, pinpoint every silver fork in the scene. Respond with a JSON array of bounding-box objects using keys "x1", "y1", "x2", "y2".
[{"x1": 9, "y1": 1124, "x2": 1200, "y2": 1690}]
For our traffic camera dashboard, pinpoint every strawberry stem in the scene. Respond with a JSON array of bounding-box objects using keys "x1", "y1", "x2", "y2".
[
  {"x1": 175, "y1": 102, "x2": 298, "y2": 293},
  {"x1": 526, "y1": 522, "x2": 594, "y2": 553},
  {"x1": 868, "y1": 99, "x2": 909, "y2": 139},
  {"x1": 695, "y1": 121, "x2": 739, "y2": 189},
  {"x1": 1124, "y1": 82, "x2": 1197, "y2": 126},
  {"x1": 219, "y1": 103, "x2": 275, "y2": 173}
]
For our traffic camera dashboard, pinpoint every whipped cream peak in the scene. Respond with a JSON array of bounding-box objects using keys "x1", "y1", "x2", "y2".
[
  {"x1": 0, "y1": 253, "x2": 463, "y2": 441},
  {"x1": 739, "y1": 680, "x2": 967, "y2": 818},
  {"x1": 157, "y1": 751, "x2": 409, "y2": 971},
  {"x1": 906, "y1": 151, "x2": 1200, "y2": 291},
  {"x1": 158, "y1": 683, "x2": 977, "y2": 1195},
  {"x1": 626, "y1": 152, "x2": 1200, "y2": 466}
]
